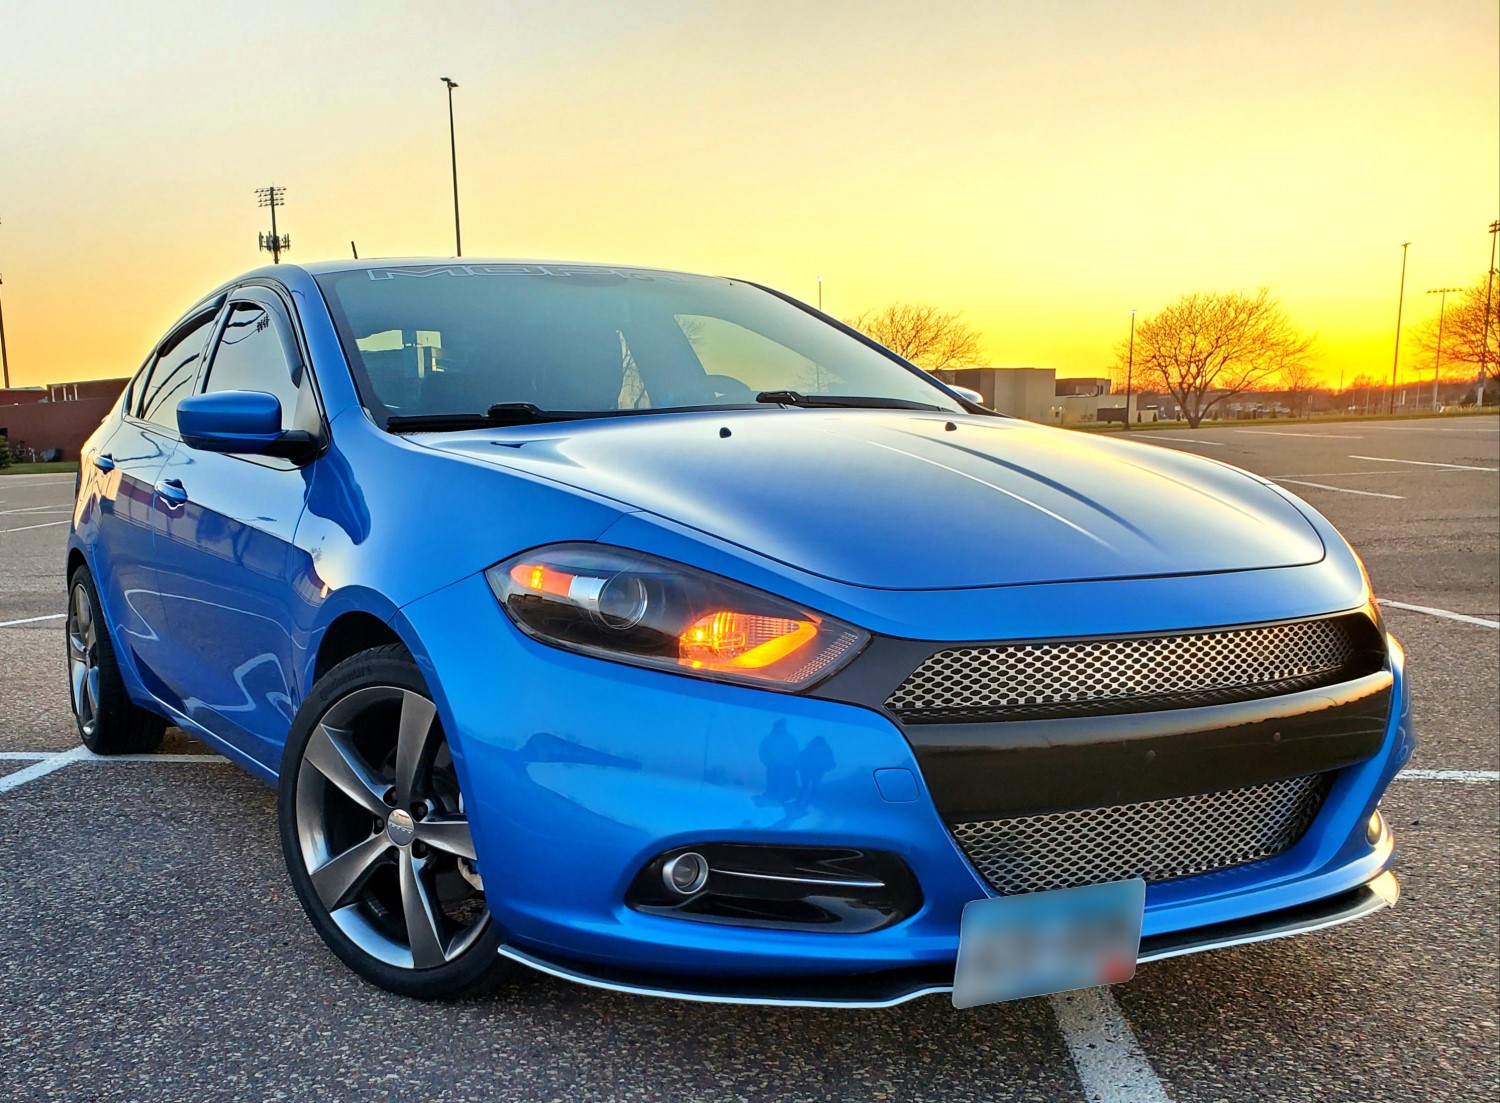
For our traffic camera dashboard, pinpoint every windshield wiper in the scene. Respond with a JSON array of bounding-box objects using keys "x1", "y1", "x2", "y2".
[
  {"x1": 386, "y1": 403, "x2": 580, "y2": 432},
  {"x1": 754, "y1": 390, "x2": 943, "y2": 412}
]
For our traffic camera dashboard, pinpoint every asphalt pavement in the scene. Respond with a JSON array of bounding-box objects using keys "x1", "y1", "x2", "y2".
[{"x1": 1, "y1": 414, "x2": 1496, "y2": 1103}]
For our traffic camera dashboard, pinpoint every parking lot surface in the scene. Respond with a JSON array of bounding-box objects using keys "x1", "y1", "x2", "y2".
[{"x1": 2, "y1": 416, "x2": 1496, "y2": 1102}]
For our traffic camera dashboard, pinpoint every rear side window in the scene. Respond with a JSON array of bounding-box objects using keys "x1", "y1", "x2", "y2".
[
  {"x1": 138, "y1": 313, "x2": 217, "y2": 430},
  {"x1": 203, "y1": 302, "x2": 320, "y2": 435}
]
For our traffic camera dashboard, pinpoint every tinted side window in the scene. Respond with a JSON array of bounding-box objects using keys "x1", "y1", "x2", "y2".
[
  {"x1": 203, "y1": 302, "x2": 319, "y2": 434},
  {"x1": 138, "y1": 313, "x2": 216, "y2": 430}
]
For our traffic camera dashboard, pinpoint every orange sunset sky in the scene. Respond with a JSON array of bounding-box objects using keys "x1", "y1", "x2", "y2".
[{"x1": 1, "y1": 0, "x2": 1496, "y2": 388}]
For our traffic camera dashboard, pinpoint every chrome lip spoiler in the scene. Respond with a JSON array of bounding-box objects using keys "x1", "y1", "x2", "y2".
[{"x1": 498, "y1": 870, "x2": 1399, "y2": 1010}]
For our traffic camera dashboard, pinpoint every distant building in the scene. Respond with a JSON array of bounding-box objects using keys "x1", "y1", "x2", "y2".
[
  {"x1": 940, "y1": 367, "x2": 1057, "y2": 423},
  {"x1": 1, "y1": 378, "x2": 129, "y2": 462},
  {"x1": 1055, "y1": 377, "x2": 1114, "y2": 397}
]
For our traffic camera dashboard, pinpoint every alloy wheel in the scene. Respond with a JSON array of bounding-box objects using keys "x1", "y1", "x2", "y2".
[
  {"x1": 67, "y1": 583, "x2": 101, "y2": 739},
  {"x1": 293, "y1": 686, "x2": 488, "y2": 970}
]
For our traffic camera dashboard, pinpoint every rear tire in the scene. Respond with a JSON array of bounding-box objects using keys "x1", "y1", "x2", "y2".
[
  {"x1": 278, "y1": 644, "x2": 512, "y2": 1000},
  {"x1": 66, "y1": 565, "x2": 166, "y2": 755}
]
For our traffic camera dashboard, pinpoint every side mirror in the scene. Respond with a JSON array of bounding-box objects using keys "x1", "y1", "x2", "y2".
[{"x1": 177, "y1": 390, "x2": 317, "y2": 461}]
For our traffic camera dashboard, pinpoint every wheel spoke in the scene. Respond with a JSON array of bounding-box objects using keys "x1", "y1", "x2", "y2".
[
  {"x1": 84, "y1": 668, "x2": 100, "y2": 718},
  {"x1": 393, "y1": 691, "x2": 439, "y2": 808},
  {"x1": 398, "y1": 849, "x2": 448, "y2": 967},
  {"x1": 70, "y1": 659, "x2": 87, "y2": 707},
  {"x1": 310, "y1": 832, "x2": 391, "y2": 911},
  {"x1": 414, "y1": 816, "x2": 476, "y2": 861},
  {"x1": 73, "y1": 587, "x2": 91, "y2": 639},
  {"x1": 304, "y1": 723, "x2": 389, "y2": 817}
]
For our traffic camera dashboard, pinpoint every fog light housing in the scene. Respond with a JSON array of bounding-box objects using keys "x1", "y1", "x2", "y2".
[
  {"x1": 661, "y1": 851, "x2": 709, "y2": 896},
  {"x1": 1366, "y1": 810, "x2": 1384, "y2": 845},
  {"x1": 628, "y1": 843, "x2": 923, "y2": 933}
]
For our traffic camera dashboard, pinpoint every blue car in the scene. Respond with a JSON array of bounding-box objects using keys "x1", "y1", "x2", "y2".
[{"x1": 66, "y1": 260, "x2": 1409, "y2": 1006}]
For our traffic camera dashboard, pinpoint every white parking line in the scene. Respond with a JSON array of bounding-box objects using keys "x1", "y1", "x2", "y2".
[
  {"x1": 1050, "y1": 987, "x2": 1173, "y2": 1103},
  {"x1": 1363, "y1": 422, "x2": 1500, "y2": 432},
  {"x1": 0, "y1": 505, "x2": 72, "y2": 516},
  {"x1": 1234, "y1": 430, "x2": 1362, "y2": 439},
  {"x1": 0, "y1": 745, "x2": 93, "y2": 792},
  {"x1": 81, "y1": 752, "x2": 229, "y2": 764},
  {"x1": 0, "y1": 519, "x2": 71, "y2": 534},
  {"x1": 1126, "y1": 435, "x2": 1225, "y2": 446},
  {"x1": 0, "y1": 747, "x2": 231, "y2": 791},
  {"x1": 1397, "y1": 769, "x2": 1499, "y2": 783},
  {"x1": 1377, "y1": 600, "x2": 1499, "y2": 629},
  {"x1": 0, "y1": 613, "x2": 65, "y2": 628},
  {"x1": 1347, "y1": 454, "x2": 1499, "y2": 473},
  {"x1": 1274, "y1": 479, "x2": 1403, "y2": 500}
]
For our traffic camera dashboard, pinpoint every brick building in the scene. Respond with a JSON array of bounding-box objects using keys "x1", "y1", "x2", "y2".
[{"x1": 1, "y1": 379, "x2": 129, "y2": 462}]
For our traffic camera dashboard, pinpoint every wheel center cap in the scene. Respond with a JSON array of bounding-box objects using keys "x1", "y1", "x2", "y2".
[{"x1": 386, "y1": 808, "x2": 416, "y2": 847}]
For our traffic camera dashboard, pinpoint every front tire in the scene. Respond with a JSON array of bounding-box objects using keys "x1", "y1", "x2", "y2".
[
  {"x1": 277, "y1": 644, "x2": 511, "y2": 1000},
  {"x1": 65, "y1": 566, "x2": 166, "y2": 755}
]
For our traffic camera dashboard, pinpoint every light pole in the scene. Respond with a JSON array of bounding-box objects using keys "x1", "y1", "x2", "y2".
[
  {"x1": 1483, "y1": 220, "x2": 1499, "y2": 406},
  {"x1": 441, "y1": 77, "x2": 462, "y2": 257},
  {"x1": 1389, "y1": 242, "x2": 1411, "y2": 414},
  {"x1": 817, "y1": 276, "x2": 823, "y2": 312},
  {"x1": 1124, "y1": 309, "x2": 1136, "y2": 428},
  {"x1": 1426, "y1": 287, "x2": 1461, "y2": 410},
  {"x1": 0, "y1": 272, "x2": 10, "y2": 389},
  {"x1": 1, "y1": 216, "x2": 12, "y2": 388},
  {"x1": 255, "y1": 185, "x2": 289, "y2": 263}
]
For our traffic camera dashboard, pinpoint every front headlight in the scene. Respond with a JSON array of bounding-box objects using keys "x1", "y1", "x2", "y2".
[{"x1": 485, "y1": 544, "x2": 868, "y2": 690}]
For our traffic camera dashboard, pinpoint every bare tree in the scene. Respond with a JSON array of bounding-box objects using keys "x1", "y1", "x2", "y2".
[
  {"x1": 845, "y1": 303, "x2": 983, "y2": 371},
  {"x1": 1411, "y1": 271, "x2": 1500, "y2": 380},
  {"x1": 1280, "y1": 360, "x2": 1320, "y2": 418},
  {"x1": 1120, "y1": 289, "x2": 1316, "y2": 428}
]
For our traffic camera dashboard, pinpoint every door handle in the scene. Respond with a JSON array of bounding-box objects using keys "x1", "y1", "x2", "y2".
[
  {"x1": 155, "y1": 478, "x2": 188, "y2": 507},
  {"x1": 93, "y1": 453, "x2": 116, "y2": 472}
]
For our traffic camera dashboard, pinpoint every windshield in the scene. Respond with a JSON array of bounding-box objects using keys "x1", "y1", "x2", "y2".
[{"x1": 314, "y1": 263, "x2": 962, "y2": 423}]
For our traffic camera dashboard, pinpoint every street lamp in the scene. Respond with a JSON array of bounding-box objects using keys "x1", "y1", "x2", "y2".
[
  {"x1": 1389, "y1": 242, "x2": 1411, "y2": 415},
  {"x1": 1483, "y1": 220, "x2": 1499, "y2": 406},
  {"x1": 1, "y1": 216, "x2": 12, "y2": 388},
  {"x1": 1124, "y1": 309, "x2": 1136, "y2": 429},
  {"x1": 0, "y1": 271, "x2": 10, "y2": 389},
  {"x1": 441, "y1": 77, "x2": 462, "y2": 257},
  {"x1": 1426, "y1": 287, "x2": 1461, "y2": 410}
]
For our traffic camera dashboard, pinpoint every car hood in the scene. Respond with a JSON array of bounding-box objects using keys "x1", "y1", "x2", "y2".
[{"x1": 415, "y1": 411, "x2": 1325, "y2": 591}]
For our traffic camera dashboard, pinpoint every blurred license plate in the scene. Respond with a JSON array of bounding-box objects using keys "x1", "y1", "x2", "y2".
[{"x1": 952, "y1": 878, "x2": 1145, "y2": 1009}]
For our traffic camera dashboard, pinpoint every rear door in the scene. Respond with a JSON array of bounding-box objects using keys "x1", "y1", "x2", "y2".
[
  {"x1": 152, "y1": 287, "x2": 324, "y2": 768},
  {"x1": 89, "y1": 308, "x2": 219, "y2": 702}
]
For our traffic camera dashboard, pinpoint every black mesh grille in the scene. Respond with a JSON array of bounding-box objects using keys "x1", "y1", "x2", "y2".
[
  {"x1": 951, "y1": 774, "x2": 1332, "y2": 895},
  {"x1": 887, "y1": 614, "x2": 1377, "y2": 723}
]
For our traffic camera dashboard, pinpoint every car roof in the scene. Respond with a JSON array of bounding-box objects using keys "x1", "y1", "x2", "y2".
[{"x1": 271, "y1": 257, "x2": 718, "y2": 280}]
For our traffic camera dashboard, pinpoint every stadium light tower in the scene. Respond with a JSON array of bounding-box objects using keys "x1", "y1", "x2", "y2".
[
  {"x1": 1425, "y1": 287, "x2": 1461, "y2": 410},
  {"x1": 255, "y1": 185, "x2": 289, "y2": 263}
]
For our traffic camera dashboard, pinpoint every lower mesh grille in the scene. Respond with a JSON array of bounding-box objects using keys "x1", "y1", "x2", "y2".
[{"x1": 951, "y1": 774, "x2": 1331, "y2": 896}]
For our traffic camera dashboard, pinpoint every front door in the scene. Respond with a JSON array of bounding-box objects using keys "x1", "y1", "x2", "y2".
[
  {"x1": 87, "y1": 309, "x2": 219, "y2": 701},
  {"x1": 152, "y1": 290, "x2": 323, "y2": 769}
]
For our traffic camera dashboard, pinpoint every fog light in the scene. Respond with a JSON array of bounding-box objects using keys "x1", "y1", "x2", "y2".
[
  {"x1": 662, "y1": 851, "x2": 709, "y2": 896},
  {"x1": 1366, "y1": 810, "x2": 1383, "y2": 844}
]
